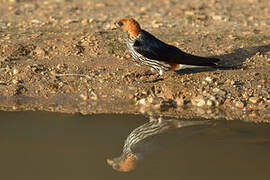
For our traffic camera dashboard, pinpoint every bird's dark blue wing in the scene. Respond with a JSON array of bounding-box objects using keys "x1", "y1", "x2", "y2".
[{"x1": 133, "y1": 30, "x2": 219, "y2": 66}]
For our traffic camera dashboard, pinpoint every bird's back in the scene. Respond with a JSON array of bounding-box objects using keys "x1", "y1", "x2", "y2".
[{"x1": 134, "y1": 30, "x2": 220, "y2": 67}]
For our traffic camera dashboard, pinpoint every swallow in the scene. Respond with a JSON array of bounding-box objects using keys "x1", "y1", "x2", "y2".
[{"x1": 115, "y1": 18, "x2": 226, "y2": 75}]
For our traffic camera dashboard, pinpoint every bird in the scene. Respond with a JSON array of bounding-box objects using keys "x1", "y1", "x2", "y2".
[
  {"x1": 115, "y1": 18, "x2": 226, "y2": 76},
  {"x1": 107, "y1": 117, "x2": 211, "y2": 172}
]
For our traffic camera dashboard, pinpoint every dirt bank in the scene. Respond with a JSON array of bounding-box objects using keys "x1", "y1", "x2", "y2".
[{"x1": 0, "y1": 0, "x2": 270, "y2": 122}]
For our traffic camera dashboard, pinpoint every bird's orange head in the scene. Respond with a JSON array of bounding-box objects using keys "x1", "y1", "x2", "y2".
[{"x1": 115, "y1": 18, "x2": 141, "y2": 38}]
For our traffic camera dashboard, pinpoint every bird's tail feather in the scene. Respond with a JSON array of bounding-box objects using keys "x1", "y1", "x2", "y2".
[
  {"x1": 187, "y1": 56, "x2": 234, "y2": 69},
  {"x1": 183, "y1": 54, "x2": 220, "y2": 67}
]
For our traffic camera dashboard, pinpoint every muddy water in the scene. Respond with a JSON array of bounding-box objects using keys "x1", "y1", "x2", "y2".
[{"x1": 0, "y1": 111, "x2": 270, "y2": 180}]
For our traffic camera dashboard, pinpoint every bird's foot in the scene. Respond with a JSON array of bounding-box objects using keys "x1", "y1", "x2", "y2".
[{"x1": 159, "y1": 69, "x2": 164, "y2": 76}]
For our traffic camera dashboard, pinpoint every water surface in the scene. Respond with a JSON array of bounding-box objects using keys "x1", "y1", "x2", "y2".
[{"x1": 0, "y1": 111, "x2": 270, "y2": 180}]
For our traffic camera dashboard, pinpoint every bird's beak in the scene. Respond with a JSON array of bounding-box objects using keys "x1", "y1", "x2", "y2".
[
  {"x1": 111, "y1": 22, "x2": 119, "y2": 30},
  {"x1": 114, "y1": 22, "x2": 120, "y2": 27},
  {"x1": 107, "y1": 159, "x2": 114, "y2": 165}
]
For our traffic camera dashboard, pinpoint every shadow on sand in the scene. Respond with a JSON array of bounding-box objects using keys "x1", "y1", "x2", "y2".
[{"x1": 176, "y1": 44, "x2": 270, "y2": 75}]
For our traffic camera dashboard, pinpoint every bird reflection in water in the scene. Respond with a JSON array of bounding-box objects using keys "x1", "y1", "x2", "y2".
[{"x1": 107, "y1": 116, "x2": 211, "y2": 172}]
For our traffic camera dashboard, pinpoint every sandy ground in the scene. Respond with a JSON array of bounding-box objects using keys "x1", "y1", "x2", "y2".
[{"x1": 0, "y1": 0, "x2": 270, "y2": 122}]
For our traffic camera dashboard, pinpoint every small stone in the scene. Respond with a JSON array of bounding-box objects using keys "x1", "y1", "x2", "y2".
[
  {"x1": 34, "y1": 47, "x2": 46, "y2": 56},
  {"x1": 12, "y1": 79, "x2": 19, "y2": 84},
  {"x1": 50, "y1": 70, "x2": 56, "y2": 76},
  {"x1": 31, "y1": 67, "x2": 37, "y2": 72},
  {"x1": 248, "y1": 0, "x2": 258, "y2": 3},
  {"x1": 249, "y1": 112, "x2": 257, "y2": 117},
  {"x1": 213, "y1": 88, "x2": 226, "y2": 96},
  {"x1": 249, "y1": 97, "x2": 259, "y2": 104},
  {"x1": 235, "y1": 101, "x2": 244, "y2": 108},
  {"x1": 175, "y1": 96, "x2": 184, "y2": 107},
  {"x1": 80, "y1": 94, "x2": 88, "y2": 101},
  {"x1": 208, "y1": 95, "x2": 216, "y2": 101},
  {"x1": 207, "y1": 99, "x2": 214, "y2": 106},
  {"x1": 56, "y1": 64, "x2": 61, "y2": 69},
  {"x1": 82, "y1": 19, "x2": 90, "y2": 24},
  {"x1": 202, "y1": 81, "x2": 207, "y2": 85},
  {"x1": 65, "y1": 19, "x2": 79, "y2": 24},
  {"x1": 13, "y1": 68, "x2": 19, "y2": 75},
  {"x1": 153, "y1": 103, "x2": 162, "y2": 110},
  {"x1": 152, "y1": 23, "x2": 161, "y2": 28},
  {"x1": 104, "y1": 23, "x2": 114, "y2": 30},
  {"x1": 5, "y1": 65, "x2": 11, "y2": 73},
  {"x1": 58, "y1": 82, "x2": 64, "y2": 87},
  {"x1": 212, "y1": 15, "x2": 228, "y2": 21},
  {"x1": 0, "y1": 57, "x2": 6, "y2": 62},
  {"x1": 82, "y1": 18, "x2": 93, "y2": 24},
  {"x1": 137, "y1": 98, "x2": 146, "y2": 105},
  {"x1": 98, "y1": 79, "x2": 104, "y2": 83},
  {"x1": 125, "y1": 54, "x2": 131, "y2": 58},
  {"x1": 31, "y1": 19, "x2": 42, "y2": 24},
  {"x1": 185, "y1": 11, "x2": 195, "y2": 16},
  {"x1": 191, "y1": 95, "x2": 206, "y2": 107},
  {"x1": 151, "y1": 20, "x2": 162, "y2": 28},
  {"x1": 0, "y1": 81, "x2": 7, "y2": 85},
  {"x1": 89, "y1": 91, "x2": 98, "y2": 101},
  {"x1": 95, "y1": 3, "x2": 105, "y2": 8},
  {"x1": 205, "y1": 76, "x2": 213, "y2": 83}
]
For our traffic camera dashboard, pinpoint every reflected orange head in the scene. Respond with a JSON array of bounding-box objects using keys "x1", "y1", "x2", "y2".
[
  {"x1": 115, "y1": 18, "x2": 141, "y2": 38},
  {"x1": 107, "y1": 154, "x2": 137, "y2": 172}
]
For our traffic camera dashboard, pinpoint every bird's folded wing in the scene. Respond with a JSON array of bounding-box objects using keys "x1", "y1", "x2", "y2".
[{"x1": 133, "y1": 30, "x2": 219, "y2": 66}]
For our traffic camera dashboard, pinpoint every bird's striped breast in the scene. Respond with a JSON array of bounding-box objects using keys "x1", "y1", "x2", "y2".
[{"x1": 126, "y1": 35, "x2": 171, "y2": 71}]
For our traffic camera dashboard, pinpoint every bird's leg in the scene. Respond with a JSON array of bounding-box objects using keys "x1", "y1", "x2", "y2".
[
  {"x1": 148, "y1": 68, "x2": 163, "y2": 76},
  {"x1": 159, "y1": 69, "x2": 164, "y2": 76}
]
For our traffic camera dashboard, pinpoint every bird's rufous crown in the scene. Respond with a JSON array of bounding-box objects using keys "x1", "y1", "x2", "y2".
[
  {"x1": 115, "y1": 18, "x2": 141, "y2": 38},
  {"x1": 107, "y1": 154, "x2": 137, "y2": 172}
]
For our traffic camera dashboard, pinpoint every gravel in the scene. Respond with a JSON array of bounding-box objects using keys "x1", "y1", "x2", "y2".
[{"x1": 0, "y1": 0, "x2": 270, "y2": 122}]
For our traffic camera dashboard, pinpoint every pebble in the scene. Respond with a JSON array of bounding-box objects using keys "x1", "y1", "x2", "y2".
[
  {"x1": 249, "y1": 97, "x2": 259, "y2": 104},
  {"x1": 34, "y1": 47, "x2": 46, "y2": 56},
  {"x1": 0, "y1": 57, "x2": 7, "y2": 62},
  {"x1": 0, "y1": 81, "x2": 7, "y2": 85},
  {"x1": 31, "y1": 19, "x2": 42, "y2": 24},
  {"x1": 125, "y1": 54, "x2": 131, "y2": 58},
  {"x1": 81, "y1": 18, "x2": 93, "y2": 24},
  {"x1": 207, "y1": 99, "x2": 214, "y2": 106},
  {"x1": 202, "y1": 81, "x2": 207, "y2": 85},
  {"x1": 212, "y1": 15, "x2": 228, "y2": 21},
  {"x1": 213, "y1": 88, "x2": 226, "y2": 96},
  {"x1": 205, "y1": 76, "x2": 213, "y2": 83},
  {"x1": 89, "y1": 91, "x2": 98, "y2": 101},
  {"x1": 95, "y1": 3, "x2": 105, "y2": 8},
  {"x1": 235, "y1": 101, "x2": 244, "y2": 108},
  {"x1": 191, "y1": 95, "x2": 206, "y2": 107},
  {"x1": 13, "y1": 68, "x2": 19, "y2": 75},
  {"x1": 151, "y1": 20, "x2": 163, "y2": 28},
  {"x1": 12, "y1": 79, "x2": 19, "y2": 84},
  {"x1": 80, "y1": 94, "x2": 88, "y2": 101},
  {"x1": 175, "y1": 96, "x2": 184, "y2": 107},
  {"x1": 225, "y1": 79, "x2": 235, "y2": 85},
  {"x1": 185, "y1": 11, "x2": 195, "y2": 16},
  {"x1": 58, "y1": 82, "x2": 64, "y2": 87},
  {"x1": 137, "y1": 98, "x2": 146, "y2": 105}
]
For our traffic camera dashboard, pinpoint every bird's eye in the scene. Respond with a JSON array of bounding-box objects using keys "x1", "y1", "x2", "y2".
[
  {"x1": 117, "y1": 21, "x2": 123, "y2": 27},
  {"x1": 113, "y1": 164, "x2": 120, "y2": 170}
]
